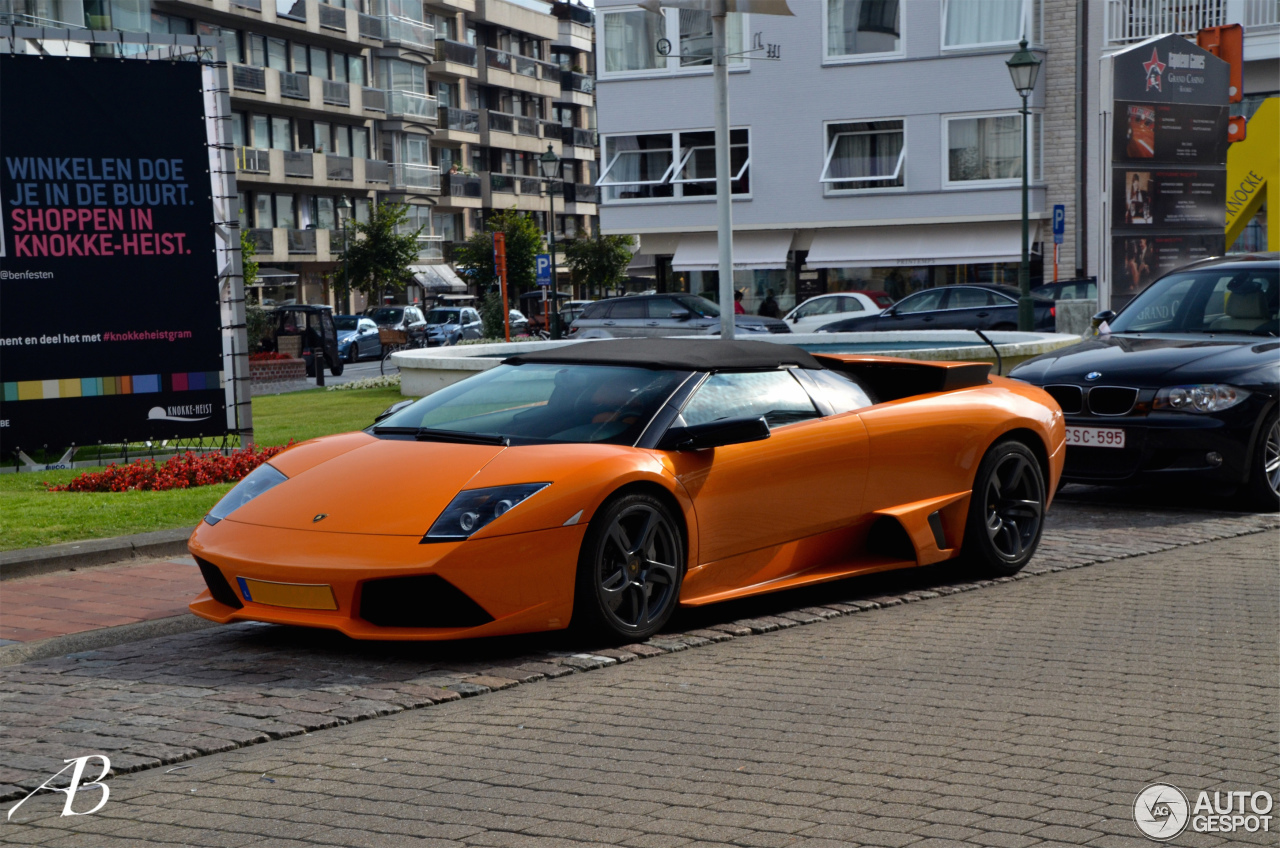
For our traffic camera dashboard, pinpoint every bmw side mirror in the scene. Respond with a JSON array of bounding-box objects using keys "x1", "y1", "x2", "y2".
[
  {"x1": 1092, "y1": 309, "x2": 1116, "y2": 326},
  {"x1": 374, "y1": 399, "x2": 414, "y2": 423},
  {"x1": 657, "y1": 416, "x2": 770, "y2": 451}
]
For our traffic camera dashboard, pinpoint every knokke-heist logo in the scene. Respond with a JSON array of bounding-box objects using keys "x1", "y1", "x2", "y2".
[{"x1": 6, "y1": 755, "x2": 111, "y2": 821}]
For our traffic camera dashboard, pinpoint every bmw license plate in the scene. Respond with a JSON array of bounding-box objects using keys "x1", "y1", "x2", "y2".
[{"x1": 1065, "y1": 426, "x2": 1126, "y2": 449}]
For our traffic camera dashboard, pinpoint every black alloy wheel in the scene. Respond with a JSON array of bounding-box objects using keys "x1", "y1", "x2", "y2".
[
  {"x1": 574, "y1": 493, "x2": 684, "y2": 641},
  {"x1": 1242, "y1": 413, "x2": 1280, "y2": 512},
  {"x1": 347, "y1": 343, "x2": 360, "y2": 363},
  {"x1": 962, "y1": 440, "x2": 1046, "y2": 576}
]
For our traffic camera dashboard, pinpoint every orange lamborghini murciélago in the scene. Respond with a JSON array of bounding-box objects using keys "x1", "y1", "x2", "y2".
[{"x1": 190, "y1": 339, "x2": 1064, "y2": 641}]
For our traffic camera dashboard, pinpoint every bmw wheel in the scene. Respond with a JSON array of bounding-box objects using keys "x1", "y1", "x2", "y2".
[
  {"x1": 962, "y1": 440, "x2": 1046, "y2": 576},
  {"x1": 1242, "y1": 412, "x2": 1280, "y2": 512},
  {"x1": 574, "y1": 493, "x2": 684, "y2": 641}
]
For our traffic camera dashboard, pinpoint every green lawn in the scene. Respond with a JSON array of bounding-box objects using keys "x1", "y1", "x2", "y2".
[{"x1": 0, "y1": 387, "x2": 405, "y2": 552}]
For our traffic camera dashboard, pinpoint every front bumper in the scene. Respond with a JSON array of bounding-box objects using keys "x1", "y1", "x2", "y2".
[
  {"x1": 188, "y1": 519, "x2": 584, "y2": 640},
  {"x1": 1059, "y1": 399, "x2": 1268, "y2": 486}
]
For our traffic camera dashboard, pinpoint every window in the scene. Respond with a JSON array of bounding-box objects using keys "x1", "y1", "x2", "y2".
[
  {"x1": 945, "y1": 112, "x2": 1040, "y2": 185},
  {"x1": 310, "y1": 46, "x2": 330, "y2": 80},
  {"x1": 942, "y1": 0, "x2": 1041, "y2": 49},
  {"x1": 947, "y1": 287, "x2": 997, "y2": 309},
  {"x1": 681, "y1": 371, "x2": 819, "y2": 429},
  {"x1": 273, "y1": 194, "x2": 296, "y2": 229},
  {"x1": 349, "y1": 55, "x2": 365, "y2": 86},
  {"x1": 316, "y1": 196, "x2": 335, "y2": 230},
  {"x1": 352, "y1": 127, "x2": 369, "y2": 159},
  {"x1": 292, "y1": 42, "x2": 308, "y2": 73},
  {"x1": 270, "y1": 116, "x2": 293, "y2": 151},
  {"x1": 825, "y1": 0, "x2": 900, "y2": 61},
  {"x1": 600, "y1": 6, "x2": 744, "y2": 78},
  {"x1": 599, "y1": 129, "x2": 751, "y2": 202},
  {"x1": 821, "y1": 120, "x2": 904, "y2": 192},
  {"x1": 266, "y1": 37, "x2": 288, "y2": 71},
  {"x1": 610, "y1": 299, "x2": 646, "y2": 319},
  {"x1": 230, "y1": 111, "x2": 245, "y2": 148},
  {"x1": 894, "y1": 289, "x2": 945, "y2": 313}
]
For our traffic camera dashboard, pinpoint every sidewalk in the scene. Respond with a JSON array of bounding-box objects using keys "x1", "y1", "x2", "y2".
[{"x1": 0, "y1": 557, "x2": 204, "y2": 644}]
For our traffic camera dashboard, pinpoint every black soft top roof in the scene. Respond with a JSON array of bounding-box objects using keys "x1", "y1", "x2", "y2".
[{"x1": 504, "y1": 338, "x2": 822, "y2": 371}]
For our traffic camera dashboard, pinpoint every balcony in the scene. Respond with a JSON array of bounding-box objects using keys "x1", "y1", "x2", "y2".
[
  {"x1": 237, "y1": 147, "x2": 271, "y2": 173},
  {"x1": 283, "y1": 150, "x2": 314, "y2": 178},
  {"x1": 248, "y1": 228, "x2": 275, "y2": 253},
  {"x1": 279, "y1": 70, "x2": 310, "y2": 101},
  {"x1": 489, "y1": 172, "x2": 518, "y2": 195},
  {"x1": 326, "y1": 155, "x2": 354, "y2": 181},
  {"x1": 486, "y1": 109, "x2": 538, "y2": 137},
  {"x1": 439, "y1": 106, "x2": 480, "y2": 133},
  {"x1": 561, "y1": 71, "x2": 594, "y2": 94},
  {"x1": 382, "y1": 16, "x2": 435, "y2": 51},
  {"x1": 232, "y1": 64, "x2": 266, "y2": 93},
  {"x1": 386, "y1": 90, "x2": 439, "y2": 125},
  {"x1": 443, "y1": 172, "x2": 482, "y2": 198},
  {"x1": 390, "y1": 163, "x2": 442, "y2": 192},
  {"x1": 363, "y1": 86, "x2": 386, "y2": 112},
  {"x1": 562, "y1": 182, "x2": 598, "y2": 204},
  {"x1": 322, "y1": 80, "x2": 350, "y2": 106},
  {"x1": 416, "y1": 234, "x2": 446, "y2": 263},
  {"x1": 232, "y1": 0, "x2": 261, "y2": 9},
  {"x1": 435, "y1": 38, "x2": 478, "y2": 69},
  {"x1": 318, "y1": 3, "x2": 347, "y2": 30},
  {"x1": 571, "y1": 128, "x2": 596, "y2": 149},
  {"x1": 358, "y1": 13, "x2": 383, "y2": 39},
  {"x1": 539, "y1": 120, "x2": 562, "y2": 141},
  {"x1": 1104, "y1": 0, "x2": 1279, "y2": 44},
  {"x1": 245, "y1": 228, "x2": 335, "y2": 261},
  {"x1": 484, "y1": 46, "x2": 561, "y2": 94},
  {"x1": 288, "y1": 229, "x2": 317, "y2": 254},
  {"x1": 366, "y1": 159, "x2": 391, "y2": 183}
]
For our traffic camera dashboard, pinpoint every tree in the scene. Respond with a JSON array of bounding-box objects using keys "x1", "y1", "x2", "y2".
[
  {"x1": 564, "y1": 233, "x2": 636, "y2": 299},
  {"x1": 454, "y1": 208, "x2": 544, "y2": 300},
  {"x1": 339, "y1": 201, "x2": 422, "y2": 303},
  {"x1": 240, "y1": 226, "x2": 258, "y2": 288}
]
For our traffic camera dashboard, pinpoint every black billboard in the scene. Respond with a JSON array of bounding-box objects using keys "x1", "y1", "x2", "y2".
[
  {"x1": 1109, "y1": 36, "x2": 1229, "y2": 310},
  {"x1": 0, "y1": 55, "x2": 227, "y2": 453}
]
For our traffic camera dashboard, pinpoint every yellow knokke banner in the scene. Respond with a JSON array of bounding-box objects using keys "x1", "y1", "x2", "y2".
[{"x1": 1225, "y1": 97, "x2": 1277, "y2": 250}]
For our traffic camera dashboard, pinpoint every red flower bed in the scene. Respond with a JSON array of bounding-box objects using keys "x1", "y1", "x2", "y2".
[
  {"x1": 47, "y1": 443, "x2": 294, "y2": 493},
  {"x1": 249, "y1": 351, "x2": 295, "y2": 362}
]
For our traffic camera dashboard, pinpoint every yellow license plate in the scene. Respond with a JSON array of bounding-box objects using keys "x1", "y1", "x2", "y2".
[{"x1": 237, "y1": 578, "x2": 337, "y2": 610}]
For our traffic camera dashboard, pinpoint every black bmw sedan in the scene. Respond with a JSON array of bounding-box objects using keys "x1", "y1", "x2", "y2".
[
  {"x1": 1010, "y1": 254, "x2": 1279, "y2": 509},
  {"x1": 814, "y1": 284, "x2": 1056, "y2": 333}
]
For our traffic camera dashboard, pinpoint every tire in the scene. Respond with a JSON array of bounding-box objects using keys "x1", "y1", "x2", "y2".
[
  {"x1": 961, "y1": 439, "x2": 1047, "y2": 576},
  {"x1": 1241, "y1": 412, "x2": 1280, "y2": 512},
  {"x1": 329, "y1": 357, "x2": 344, "y2": 377},
  {"x1": 573, "y1": 493, "x2": 684, "y2": 642},
  {"x1": 347, "y1": 344, "x2": 359, "y2": 364},
  {"x1": 380, "y1": 349, "x2": 397, "y2": 376}
]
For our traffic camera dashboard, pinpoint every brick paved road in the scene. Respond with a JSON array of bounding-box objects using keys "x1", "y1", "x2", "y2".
[
  {"x1": 2, "y1": 531, "x2": 1274, "y2": 847},
  {"x1": 0, "y1": 501, "x2": 1274, "y2": 801}
]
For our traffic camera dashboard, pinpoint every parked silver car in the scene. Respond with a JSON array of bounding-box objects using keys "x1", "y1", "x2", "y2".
[
  {"x1": 567, "y1": 294, "x2": 790, "y2": 338},
  {"x1": 426, "y1": 306, "x2": 483, "y2": 346}
]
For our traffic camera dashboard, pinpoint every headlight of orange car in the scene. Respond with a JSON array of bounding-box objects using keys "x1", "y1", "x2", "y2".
[
  {"x1": 204, "y1": 463, "x2": 288, "y2": 526},
  {"x1": 423, "y1": 483, "x2": 549, "y2": 542}
]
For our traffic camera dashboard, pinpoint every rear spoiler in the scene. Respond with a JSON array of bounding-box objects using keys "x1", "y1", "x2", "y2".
[{"x1": 813, "y1": 354, "x2": 992, "y2": 402}]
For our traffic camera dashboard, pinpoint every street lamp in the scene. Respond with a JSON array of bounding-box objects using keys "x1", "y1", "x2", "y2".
[
  {"x1": 1006, "y1": 37, "x2": 1042, "y2": 333},
  {"x1": 336, "y1": 196, "x2": 352, "y2": 314},
  {"x1": 539, "y1": 144, "x2": 562, "y2": 340}
]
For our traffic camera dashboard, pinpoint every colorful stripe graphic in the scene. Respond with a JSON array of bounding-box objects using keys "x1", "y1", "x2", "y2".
[{"x1": 1, "y1": 372, "x2": 223, "y2": 402}]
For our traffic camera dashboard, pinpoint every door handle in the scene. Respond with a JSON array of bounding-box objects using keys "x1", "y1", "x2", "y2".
[
  {"x1": 603, "y1": 321, "x2": 616, "y2": 326},
  {"x1": 645, "y1": 322, "x2": 660, "y2": 327},
  {"x1": 922, "y1": 316, "x2": 934, "y2": 322},
  {"x1": 976, "y1": 312, "x2": 990, "y2": 318}
]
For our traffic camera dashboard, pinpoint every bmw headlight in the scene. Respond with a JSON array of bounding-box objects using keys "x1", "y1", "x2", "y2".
[
  {"x1": 423, "y1": 483, "x2": 549, "y2": 542},
  {"x1": 1153, "y1": 384, "x2": 1250, "y2": 413},
  {"x1": 205, "y1": 463, "x2": 288, "y2": 525}
]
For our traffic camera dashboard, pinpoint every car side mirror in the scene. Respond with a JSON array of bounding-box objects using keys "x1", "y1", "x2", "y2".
[
  {"x1": 669, "y1": 308, "x2": 690, "y2": 321},
  {"x1": 374, "y1": 399, "x2": 414, "y2": 423},
  {"x1": 657, "y1": 416, "x2": 770, "y2": 451},
  {"x1": 1092, "y1": 309, "x2": 1116, "y2": 326}
]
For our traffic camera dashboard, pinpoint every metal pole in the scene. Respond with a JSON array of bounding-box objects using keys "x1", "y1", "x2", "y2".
[
  {"x1": 549, "y1": 182, "x2": 560, "y2": 339},
  {"x1": 1017, "y1": 91, "x2": 1033, "y2": 332},
  {"x1": 712, "y1": 0, "x2": 735, "y2": 340}
]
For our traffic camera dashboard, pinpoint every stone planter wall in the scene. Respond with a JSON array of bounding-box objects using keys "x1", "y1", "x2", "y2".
[{"x1": 249, "y1": 357, "x2": 306, "y2": 382}]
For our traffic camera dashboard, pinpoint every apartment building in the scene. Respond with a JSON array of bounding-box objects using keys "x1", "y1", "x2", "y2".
[
  {"x1": 1, "y1": 0, "x2": 599, "y2": 304},
  {"x1": 595, "y1": 0, "x2": 1277, "y2": 316}
]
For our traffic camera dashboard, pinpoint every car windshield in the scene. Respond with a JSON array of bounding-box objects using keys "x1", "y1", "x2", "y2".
[
  {"x1": 376, "y1": 364, "x2": 689, "y2": 446},
  {"x1": 370, "y1": 307, "x2": 404, "y2": 324},
  {"x1": 334, "y1": 316, "x2": 358, "y2": 331},
  {"x1": 1110, "y1": 267, "x2": 1279, "y2": 336},
  {"x1": 427, "y1": 309, "x2": 460, "y2": 324},
  {"x1": 676, "y1": 296, "x2": 720, "y2": 318}
]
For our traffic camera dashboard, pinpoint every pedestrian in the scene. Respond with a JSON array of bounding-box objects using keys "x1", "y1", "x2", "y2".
[
  {"x1": 758, "y1": 289, "x2": 780, "y2": 318},
  {"x1": 733, "y1": 289, "x2": 745, "y2": 315}
]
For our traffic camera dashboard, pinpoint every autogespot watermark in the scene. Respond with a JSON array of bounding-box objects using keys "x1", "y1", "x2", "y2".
[{"x1": 1133, "y1": 782, "x2": 1273, "y2": 841}]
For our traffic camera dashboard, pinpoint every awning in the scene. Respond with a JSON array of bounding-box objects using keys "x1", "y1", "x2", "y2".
[
  {"x1": 254, "y1": 266, "x2": 298, "y2": 282},
  {"x1": 671, "y1": 231, "x2": 794, "y2": 272},
  {"x1": 410, "y1": 264, "x2": 468, "y2": 293},
  {"x1": 805, "y1": 222, "x2": 1024, "y2": 269}
]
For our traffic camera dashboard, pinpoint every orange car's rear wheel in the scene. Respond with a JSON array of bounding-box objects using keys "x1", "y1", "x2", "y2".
[
  {"x1": 962, "y1": 440, "x2": 1046, "y2": 576},
  {"x1": 574, "y1": 493, "x2": 684, "y2": 641}
]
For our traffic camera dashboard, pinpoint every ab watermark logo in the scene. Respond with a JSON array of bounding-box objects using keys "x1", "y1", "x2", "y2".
[
  {"x1": 1134, "y1": 782, "x2": 1273, "y2": 841},
  {"x1": 5, "y1": 755, "x2": 111, "y2": 822}
]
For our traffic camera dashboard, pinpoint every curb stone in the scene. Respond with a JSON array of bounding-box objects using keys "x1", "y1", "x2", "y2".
[
  {"x1": 0, "y1": 518, "x2": 1276, "y2": 801},
  {"x1": 0, "y1": 528, "x2": 193, "y2": 582}
]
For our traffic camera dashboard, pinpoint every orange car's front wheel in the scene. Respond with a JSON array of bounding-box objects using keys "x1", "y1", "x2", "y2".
[
  {"x1": 574, "y1": 493, "x2": 684, "y2": 642},
  {"x1": 962, "y1": 439, "x2": 1047, "y2": 576}
]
